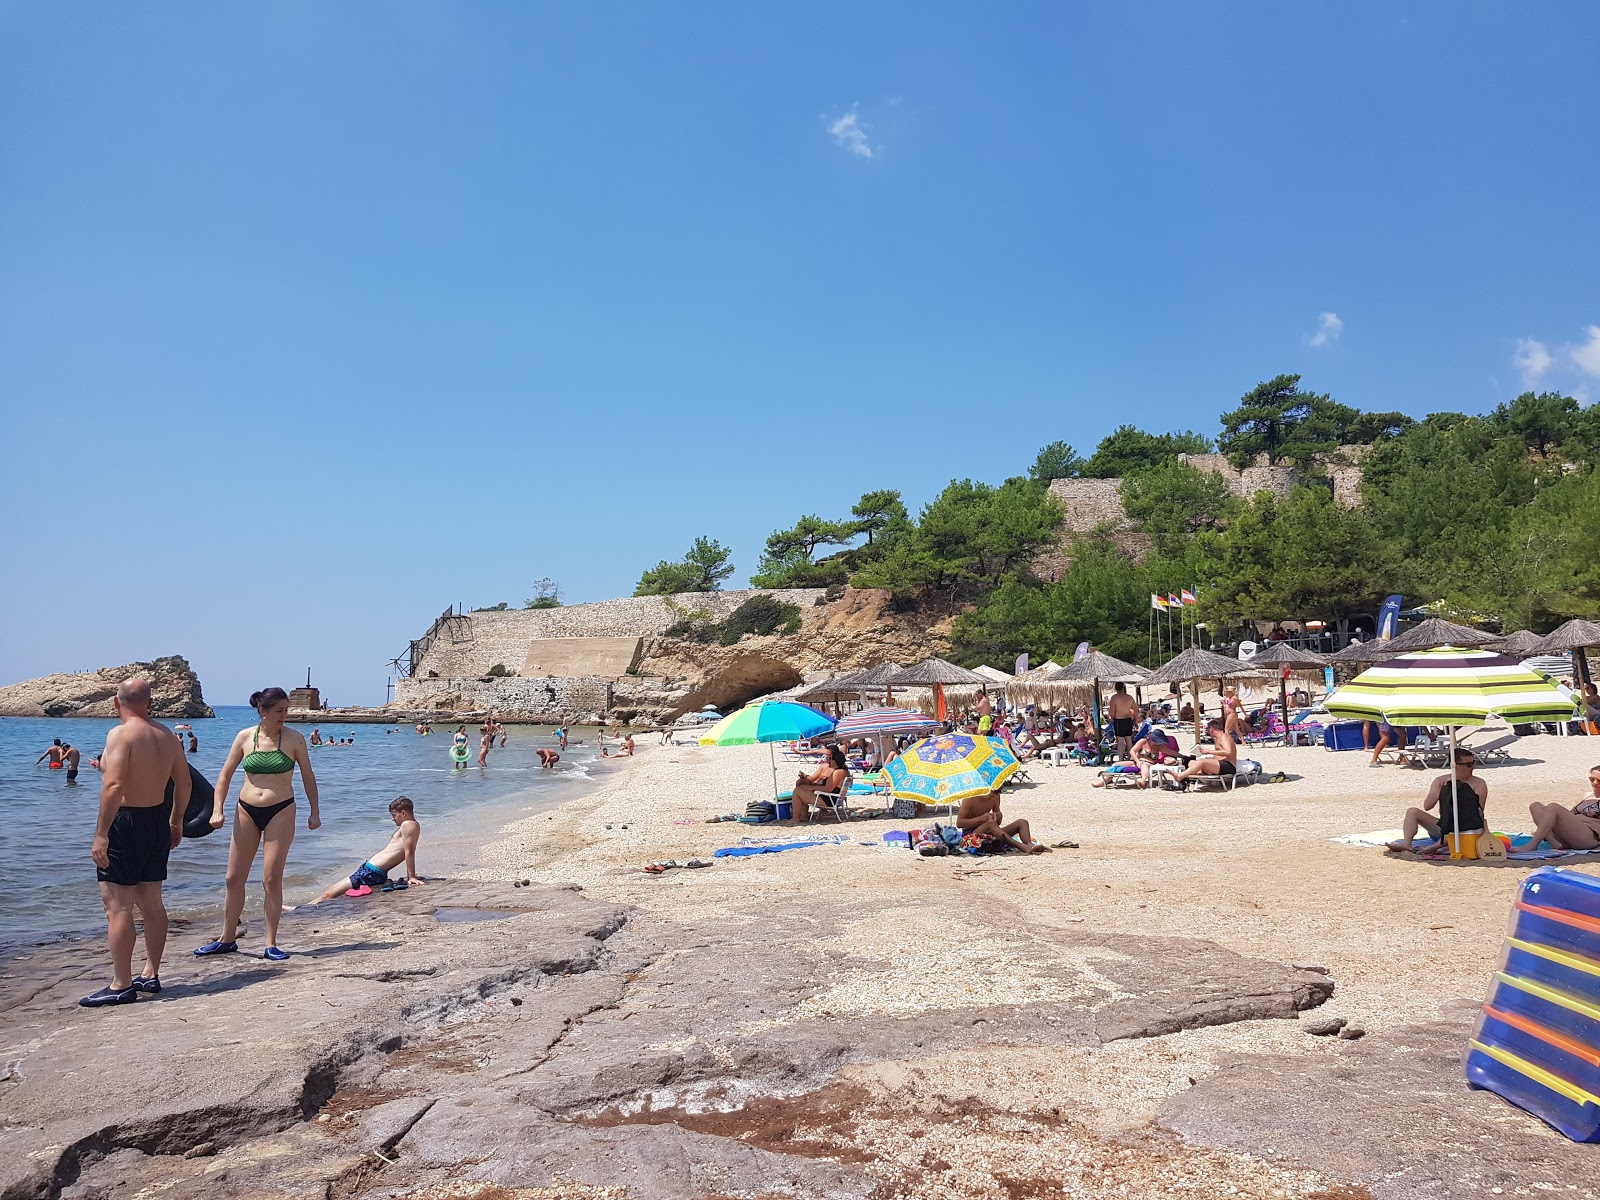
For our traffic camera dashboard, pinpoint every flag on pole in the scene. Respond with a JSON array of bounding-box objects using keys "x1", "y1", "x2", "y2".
[
  {"x1": 1181, "y1": 588, "x2": 1197, "y2": 605},
  {"x1": 1151, "y1": 593, "x2": 1168, "y2": 610},
  {"x1": 1168, "y1": 593, "x2": 1182, "y2": 608}
]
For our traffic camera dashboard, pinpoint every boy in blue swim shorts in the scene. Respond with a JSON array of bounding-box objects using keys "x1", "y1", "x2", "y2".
[{"x1": 300, "y1": 797, "x2": 425, "y2": 905}]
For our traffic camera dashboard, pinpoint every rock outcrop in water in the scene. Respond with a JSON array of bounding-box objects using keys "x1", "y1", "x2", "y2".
[{"x1": 0, "y1": 655, "x2": 214, "y2": 718}]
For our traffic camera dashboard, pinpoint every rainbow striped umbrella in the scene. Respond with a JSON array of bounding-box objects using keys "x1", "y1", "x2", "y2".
[
  {"x1": 1327, "y1": 646, "x2": 1576, "y2": 858},
  {"x1": 883, "y1": 733, "x2": 1020, "y2": 808},
  {"x1": 832, "y1": 707, "x2": 943, "y2": 739}
]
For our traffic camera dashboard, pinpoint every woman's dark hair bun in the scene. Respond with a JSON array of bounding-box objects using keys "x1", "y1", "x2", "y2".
[{"x1": 251, "y1": 686, "x2": 290, "y2": 712}]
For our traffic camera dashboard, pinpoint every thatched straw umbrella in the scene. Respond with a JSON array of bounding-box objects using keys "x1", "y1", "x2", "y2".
[
  {"x1": 888, "y1": 657, "x2": 987, "y2": 723},
  {"x1": 1144, "y1": 647, "x2": 1262, "y2": 742},
  {"x1": 1250, "y1": 642, "x2": 1328, "y2": 729},
  {"x1": 1492, "y1": 629, "x2": 1545, "y2": 659},
  {"x1": 1533, "y1": 619, "x2": 1600, "y2": 690},
  {"x1": 1047, "y1": 652, "x2": 1150, "y2": 736}
]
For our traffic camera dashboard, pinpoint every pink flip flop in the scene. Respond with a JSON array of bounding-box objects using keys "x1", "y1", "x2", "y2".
[{"x1": 344, "y1": 884, "x2": 373, "y2": 897}]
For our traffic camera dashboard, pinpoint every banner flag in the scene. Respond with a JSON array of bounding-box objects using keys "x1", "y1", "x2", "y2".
[
  {"x1": 1151, "y1": 593, "x2": 1168, "y2": 609},
  {"x1": 1181, "y1": 588, "x2": 1197, "y2": 605}
]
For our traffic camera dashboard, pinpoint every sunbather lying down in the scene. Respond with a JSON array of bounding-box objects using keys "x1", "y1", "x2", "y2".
[{"x1": 955, "y1": 789, "x2": 1046, "y2": 854}]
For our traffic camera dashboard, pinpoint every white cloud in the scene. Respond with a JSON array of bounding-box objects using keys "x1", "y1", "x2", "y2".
[
  {"x1": 1308, "y1": 311, "x2": 1343, "y2": 347},
  {"x1": 1572, "y1": 325, "x2": 1600, "y2": 378},
  {"x1": 829, "y1": 106, "x2": 873, "y2": 159},
  {"x1": 1514, "y1": 337, "x2": 1554, "y2": 386}
]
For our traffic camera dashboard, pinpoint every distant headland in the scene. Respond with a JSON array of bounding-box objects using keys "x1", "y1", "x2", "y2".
[{"x1": 0, "y1": 656, "x2": 213, "y2": 719}]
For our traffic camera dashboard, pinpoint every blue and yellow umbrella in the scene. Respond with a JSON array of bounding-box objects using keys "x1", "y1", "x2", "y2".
[{"x1": 883, "y1": 733, "x2": 1020, "y2": 807}]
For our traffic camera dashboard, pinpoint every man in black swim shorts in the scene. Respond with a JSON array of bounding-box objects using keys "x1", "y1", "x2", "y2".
[
  {"x1": 84, "y1": 678, "x2": 190, "y2": 1008},
  {"x1": 1107, "y1": 682, "x2": 1138, "y2": 761},
  {"x1": 63, "y1": 742, "x2": 80, "y2": 783}
]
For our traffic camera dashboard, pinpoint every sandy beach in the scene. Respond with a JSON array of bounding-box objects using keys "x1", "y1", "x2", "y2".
[{"x1": 6, "y1": 725, "x2": 1600, "y2": 1199}]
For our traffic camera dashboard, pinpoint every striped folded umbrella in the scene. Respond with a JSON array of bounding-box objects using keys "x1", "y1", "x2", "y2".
[
  {"x1": 1325, "y1": 646, "x2": 1577, "y2": 727},
  {"x1": 883, "y1": 733, "x2": 1020, "y2": 808},
  {"x1": 831, "y1": 706, "x2": 944, "y2": 739}
]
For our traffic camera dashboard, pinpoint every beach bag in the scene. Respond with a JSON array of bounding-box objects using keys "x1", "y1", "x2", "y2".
[
  {"x1": 890, "y1": 798, "x2": 920, "y2": 820},
  {"x1": 742, "y1": 800, "x2": 776, "y2": 824}
]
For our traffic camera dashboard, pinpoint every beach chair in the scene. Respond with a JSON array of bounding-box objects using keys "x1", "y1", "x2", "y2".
[
  {"x1": 1154, "y1": 759, "x2": 1263, "y2": 792},
  {"x1": 1095, "y1": 765, "x2": 1145, "y2": 789},
  {"x1": 1283, "y1": 710, "x2": 1325, "y2": 747},
  {"x1": 1460, "y1": 730, "x2": 1517, "y2": 765},
  {"x1": 1407, "y1": 728, "x2": 1451, "y2": 769},
  {"x1": 1244, "y1": 713, "x2": 1287, "y2": 747}
]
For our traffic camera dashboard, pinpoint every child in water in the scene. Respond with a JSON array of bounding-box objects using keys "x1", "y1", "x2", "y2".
[{"x1": 299, "y1": 797, "x2": 425, "y2": 903}]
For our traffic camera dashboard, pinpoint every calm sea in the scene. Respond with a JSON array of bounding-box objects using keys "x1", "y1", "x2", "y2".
[{"x1": 0, "y1": 706, "x2": 604, "y2": 954}]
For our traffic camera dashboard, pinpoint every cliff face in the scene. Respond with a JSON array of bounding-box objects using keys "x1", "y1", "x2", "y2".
[
  {"x1": 610, "y1": 587, "x2": 953, "y2": 724},
  {"x1": 0, "y1": 656, "x2": 214, "y2": 719}
]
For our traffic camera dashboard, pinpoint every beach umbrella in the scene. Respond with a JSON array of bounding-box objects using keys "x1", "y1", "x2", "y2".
[
  {"x1": 1326, "y1": 646, "x2": 1577, "y2": 858},
  {"x1": 1144, "y1": 647, "x2": 1262, "y2": 741},
  {"x1": 698, "y1": 700, "x2": 838, "y2": 798},
  {"x1": 1047, "y1": 651, "x2": 1149, "y2": 735},
  {"x1": 889, "y1": 657, "x2": 988, "y2": 722},
  {"x1": 831, "y1": 706, "x2": 943, "y2": 739},
  {"x1": 883, "y1": 732, "x2": 1020, "y2": 815},
  {"x1": 1251, "y1": 642, "x2": 1329, "y2": 728},
  {"x1": 1491, "y1": 630, "x2": 1544, "y2": 659},
  {"x1": 1532, "y1": 619, "x2": 1600, "y2": 690},
  {"x1": 1377, "y1": 617, "x2": 1500, "y2": 654}
]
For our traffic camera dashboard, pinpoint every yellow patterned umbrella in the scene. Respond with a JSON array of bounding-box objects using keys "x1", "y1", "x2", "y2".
[{"x1": 883, "y1": 733, "x2": 1020, "y2": 807}]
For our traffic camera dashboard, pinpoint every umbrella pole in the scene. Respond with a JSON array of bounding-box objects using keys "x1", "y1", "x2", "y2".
[
  {"x1": 770, "y1": 742, "x2": 779, "y2": 801},
  {"x1": 1280, "y1": 672, "x2": 1289, "y2": 732},
  {"x1": 1192, "y1": 679, "x2": 1201, "y2": 743},
  {"x1": 1448, "y1": 726, "x2": 1462, "y2": 860}
]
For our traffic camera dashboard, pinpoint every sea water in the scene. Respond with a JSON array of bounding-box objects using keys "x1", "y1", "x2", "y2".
[{"x1": 0, "y1": 706, "x2": 604, "y2": 953}]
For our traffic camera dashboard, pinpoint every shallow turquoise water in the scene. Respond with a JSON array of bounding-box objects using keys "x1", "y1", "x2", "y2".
[{"x1": 0, "y1": 706, "x2": 600, "y2": 951}]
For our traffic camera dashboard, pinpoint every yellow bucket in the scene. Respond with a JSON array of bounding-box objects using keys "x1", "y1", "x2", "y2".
[{"x1": 1445, "y1": 832, "x2": 1480, "y2": 860}]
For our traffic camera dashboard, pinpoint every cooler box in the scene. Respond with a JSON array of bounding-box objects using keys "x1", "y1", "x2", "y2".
[{"x1": 1468, "y1": 867, "x2": 1600, "y2": 1141}]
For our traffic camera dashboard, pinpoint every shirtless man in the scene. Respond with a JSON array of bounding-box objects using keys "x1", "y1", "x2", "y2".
[
  {"x1": 62, "y1": 742, "x2": 81, "y2": 784},
  {"x1": 955, "y1": 788, "x2": 1045, "y2": 853},
  {"x1": 300, "y1": 796, "x2": 426, "y2": 904},
  {"x1": 83, "y1": 677, "x2": 190, "y2": 1007},
  {"x1": 36, "y1": 738, "x2": 66, "y2": 769},
  {"x1": 1170, "y1": 719, "x2": 1238, "y2": 787},
  {"x1": 1107, "y1": 683, "x2": 1138, "y2": 761}
]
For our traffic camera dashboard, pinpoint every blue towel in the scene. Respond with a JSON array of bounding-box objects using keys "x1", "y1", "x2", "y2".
[{"x1": 714, "y1": 839, "x2": 830, "y2": 858}]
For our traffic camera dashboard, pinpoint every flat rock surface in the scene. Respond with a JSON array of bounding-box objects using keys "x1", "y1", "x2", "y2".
[
  {"x1": 1160, "y1": 1005, "x2": 1600, "y2": 1199},
  {"x1": 4, "y1": 879, "x2": 1338, "y2": 1200}
]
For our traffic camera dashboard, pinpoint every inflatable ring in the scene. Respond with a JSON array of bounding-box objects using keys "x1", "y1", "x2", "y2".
[
  {"x1": 171, "y1": 763, "x2": 218, "y2": 839},
  {"x1": 450, "y1": 745, "x2": 470, "y2": 763}
]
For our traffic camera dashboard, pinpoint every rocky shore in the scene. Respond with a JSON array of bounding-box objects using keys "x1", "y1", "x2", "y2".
[
  {"x1": 0, "y1": 655, "x2": 212, "y2": 718},
  {"x1": 6, "y1": 736, "x2": 1597, "y2": 1198}
]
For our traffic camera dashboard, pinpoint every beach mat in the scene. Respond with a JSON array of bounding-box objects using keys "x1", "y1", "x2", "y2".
[{"x1": 1332, "y1": 830, "x2": 1600, "y2": 862}]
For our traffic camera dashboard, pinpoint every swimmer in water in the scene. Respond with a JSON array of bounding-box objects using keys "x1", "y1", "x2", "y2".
[
  {"x1": 37, "y1": 739, "x2": 66, "y2": 769},
  {"x1": 536, "y1": 748, "x2": 560, "y2": 769},
  {"x1": 63, "y1": 742, "x2": 81, "y2": 784}
]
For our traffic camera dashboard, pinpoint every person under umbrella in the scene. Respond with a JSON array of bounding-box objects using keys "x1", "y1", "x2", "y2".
[{"x1": 1385, "y1": 746, "x2": 1488, "y2": 853}]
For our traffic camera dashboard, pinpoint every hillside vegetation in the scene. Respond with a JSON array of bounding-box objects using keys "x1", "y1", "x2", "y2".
[{"x1": 640, "y1": 376, "x2": 1600, "y2": 665}]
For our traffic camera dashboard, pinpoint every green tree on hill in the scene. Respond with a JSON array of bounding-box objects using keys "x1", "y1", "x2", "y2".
[
  {"x1": 1119, "y1": 462, "x2": 1237, "y2": 558},
  {"x1": 634, "y1": 537, "x2": 734, "y2": 596},
  {"x1": 851, "y1": 489, "x2": 912, "y2": 546},
  {"x1": 1028, "y1": 440, "x2": 1086, "y2": 484},
  {"x1": 1217, "y1": 374, "x2": 1413, "y2": 469},
  {"x1": 1081, "y1": 426, "x2": 1211, "y2": 478},
  {"x1": 525, "y1": 578, "x2": 562, "y2": 608}
]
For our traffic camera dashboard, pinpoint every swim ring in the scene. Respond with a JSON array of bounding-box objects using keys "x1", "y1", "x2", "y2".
[{"x1": 450, "y1": 745, "x2": 470, "y2": 766}]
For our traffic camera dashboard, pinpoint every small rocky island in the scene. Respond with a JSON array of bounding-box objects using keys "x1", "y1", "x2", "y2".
[{"x1": 0, "y1": 655, "x2": 213, "y2": 718}]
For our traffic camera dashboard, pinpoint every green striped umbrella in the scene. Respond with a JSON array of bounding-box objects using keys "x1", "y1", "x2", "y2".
[{"x1": 1326, "y1": 646, "x2": 1576, "y2": 857}]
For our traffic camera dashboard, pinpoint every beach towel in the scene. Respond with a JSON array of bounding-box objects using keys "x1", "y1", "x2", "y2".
[
  {"x1": 1330, "y1": 829, "x2": 1600, "y2": 861},
  {"x1": 714, "y1": 839, "x2": 832, "y2": 858}
]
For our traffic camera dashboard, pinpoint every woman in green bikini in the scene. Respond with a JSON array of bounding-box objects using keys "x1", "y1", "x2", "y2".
[{"x1": 196, "y1": 687, "x2": 320, "y2": 961}]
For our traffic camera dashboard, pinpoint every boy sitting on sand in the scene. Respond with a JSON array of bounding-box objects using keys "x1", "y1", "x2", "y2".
[{"x1": 300, "y1": 797, "x2": 426, "y2": 904}]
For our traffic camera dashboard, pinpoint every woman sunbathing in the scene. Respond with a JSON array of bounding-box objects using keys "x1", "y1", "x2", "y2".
[
  {"x1": 1528, "y1": 765, "x2": 1600, "y2": 851},
  {"x1": 791, "y1": 745, "x2": 849, "y2": 823}
]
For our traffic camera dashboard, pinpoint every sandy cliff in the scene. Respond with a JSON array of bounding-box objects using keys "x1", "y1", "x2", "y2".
[{"x1": 0, "y1": 655, "x2": 214, "y2": 718}]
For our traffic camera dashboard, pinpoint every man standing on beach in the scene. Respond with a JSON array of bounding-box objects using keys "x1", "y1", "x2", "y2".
[
  {"x1": 1107, "y1": 682, "x2": 1138, "y2": 761},
  {"x1": 83, "y1": 677, "x2": 190, "y2": 1008}
]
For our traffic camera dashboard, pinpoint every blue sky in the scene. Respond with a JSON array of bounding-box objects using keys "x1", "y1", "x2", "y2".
[{"x1": 2, "y1": 2, "x2": 1597, "y2": 704}]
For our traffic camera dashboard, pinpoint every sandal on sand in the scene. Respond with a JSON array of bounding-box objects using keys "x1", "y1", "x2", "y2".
[
  {"x1": 685, "y1": 858, "x2": 712, "y2": 868},
  {"x1": 345, "y1": 885, "x2": 373, "y2": 898},
  {"x1": 1051, "y1": 840, "x2": 1079, "y2": 849},
  {"x1": 194, "y1": 940, "x2": 238, "y2": 957}
]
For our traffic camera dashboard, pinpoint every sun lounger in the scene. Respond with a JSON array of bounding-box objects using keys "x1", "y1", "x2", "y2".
[
  {"x1": 1095, "y1": 766, "x2": 1145, "y2": 789},
  {"x1": 1460, "y1": 730, "x2": 1516, "y2": 764},
  {"x1": 1150, "y1": 759, "x2": 1263, "y2": 791}
]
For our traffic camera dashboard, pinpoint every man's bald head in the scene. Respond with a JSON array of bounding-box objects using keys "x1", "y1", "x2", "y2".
[{"x1": 115, "y1": 677, "x2": 153, "y2": 713}]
